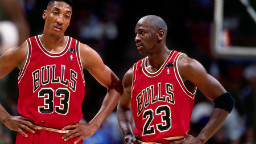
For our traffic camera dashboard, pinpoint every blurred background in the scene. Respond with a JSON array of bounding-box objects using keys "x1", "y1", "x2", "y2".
[{"x1": 0, "y1": 0, "x2": 256, "y2": 143}]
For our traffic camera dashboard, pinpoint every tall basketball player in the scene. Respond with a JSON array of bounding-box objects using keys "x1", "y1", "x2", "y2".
[
  {"x1": 0, "y1": 0, "x2": 122, "y2": 144},
  {"x1": 117, "y1": 15, "x2": 234, "y2": 144}
]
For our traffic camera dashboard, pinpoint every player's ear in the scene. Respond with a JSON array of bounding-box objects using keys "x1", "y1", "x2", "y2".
[
  {"x1": 157, "y1": 30, "x2": 165, "y2": 41},
  {"x1": 42, "y1": 10, "x2": 47, "y2": 20}
]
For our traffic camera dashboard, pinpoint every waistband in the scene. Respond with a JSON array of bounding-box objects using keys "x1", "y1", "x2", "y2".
[
  {"x1": 139, "y1": 135, "x2": 185, "y2": 144},
  {"x1": 163, "y1": 135, "x2": 185, "y2": 141},
  {"x1": 36, "y1": 125, "x2": 70, "y2": 134}
]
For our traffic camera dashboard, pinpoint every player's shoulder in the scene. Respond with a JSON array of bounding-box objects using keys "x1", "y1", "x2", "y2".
[
  {"x1": 0, "y1": 39, "x2": 29, "y2": 68},
  {"x1": 79, "y1": 42, "x2": 94, "y2": 53},
  {"x1": 125, "y1": 67, "x2": 134, "y2": 78},
  {"x1": 177, "y1": 53, "x2": 206, "y2": 80},
  {"x1": 122, "y1": 67, "x2": 133, "y2": 87},
  {"x1": 78, "y1": 41, "x2": 105, "y2": 69},
  {"x1": 17, "y1": 40, "x2": 29, "y2": 61},
  {"x1": 9, "y1": 39, "x2": 28, "y2": 56},
  {"x1": 177, "y1": 53, "x2": 198, "y2": 68}
]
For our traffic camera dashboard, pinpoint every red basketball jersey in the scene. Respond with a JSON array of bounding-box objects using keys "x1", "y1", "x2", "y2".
[
  {"x1": 18, "y1": 35, "x2": 85, "y2": 129},
  {"x1": 131, "y1": 50, "x2": 196, "y2": 143}
]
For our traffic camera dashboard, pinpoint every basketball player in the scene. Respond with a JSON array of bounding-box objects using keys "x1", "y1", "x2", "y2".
[
  {"x1": 117, "y1": 15, "x2": 234, "y2": 144},
  {"x1": 0, "y1": 0, "x2": 122, "y2": 144}
]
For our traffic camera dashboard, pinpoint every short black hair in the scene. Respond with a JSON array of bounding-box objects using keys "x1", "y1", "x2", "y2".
[
  {"x1": 47, "y1": 0, "x2": 73, "y2": 8},
  {"x1": 138, "y1": 15, "x2": 168, "y2": 35},
  {"x1": 145, "y1": 15, "x2": 168, "y2": 34}
]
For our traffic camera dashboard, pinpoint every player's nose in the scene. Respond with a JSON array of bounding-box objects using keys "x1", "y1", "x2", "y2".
[
  {"x1": 56, "y1": 15, "x2": 64, "y2": 25},
  {"x1": 135, "y1": 34, "x2": 141, "y2": 43}
]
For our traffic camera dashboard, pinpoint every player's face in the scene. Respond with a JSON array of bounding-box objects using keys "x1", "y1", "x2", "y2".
[
  {"x1": 135, "y1": 20, "x2": 158, "y2": 55},
  {"x1": 43, "y1": 1, "x2": 72, "y2": 38}
]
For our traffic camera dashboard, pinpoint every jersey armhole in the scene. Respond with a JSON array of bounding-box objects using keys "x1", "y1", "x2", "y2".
[
  {"x1": 76, "y1": 40, "x2": 85, "y2": 85},
  {"x1": 174, "y1": 53, "x2": 197, "y2": 99},
  {"x1": 18, "y1": 38, "x2": 32, "y2": 84},
  {"x1": 131, "y1": 63, "x2": 137, "y2": 97}
]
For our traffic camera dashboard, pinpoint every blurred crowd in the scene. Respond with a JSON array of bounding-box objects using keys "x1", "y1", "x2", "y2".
[{"x1": 0, "y1": 0, "x2": 255, "y2": 144}]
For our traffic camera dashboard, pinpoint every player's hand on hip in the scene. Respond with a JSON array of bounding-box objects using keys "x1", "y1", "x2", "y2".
[
  {"x1": 3, "y1": 116, "x2": 36, "y2": 137},
  {"x1": 61, "y1": 121, "x2": 98, "y2": 144},
  {"x1": 124, "y1": 134, "x2": 141, "y2": 144}
]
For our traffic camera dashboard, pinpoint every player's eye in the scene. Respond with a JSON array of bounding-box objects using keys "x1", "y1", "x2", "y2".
[
  {"x1": 140, "y1": 31, "x2": 145, "y2": 35},
  {"x1": 53, "y1": 11, "x2": 58, "y2": 15},
  {"x1": 65, "y1": 15, "x2": 70, "y2": 19}
]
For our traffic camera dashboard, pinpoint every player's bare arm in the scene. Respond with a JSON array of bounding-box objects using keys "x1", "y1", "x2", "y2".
[
  {"x1": 0, "y1": 42, "x2": 36, "y2": 137},
  {"x1": 173, "y1": 54, "x2": 232, "y2": 144},
  {"x1": 0, "y1": 42, "x2": 27, "y2": 78},
  {"x1": 178, "y1": 54, "x2": 226, "y2": 100},
  {"x1": 117, "y1": 68, "x2": 140, "y2": 144},
  {"x1": 62, "y1": 43, "x2": 122, "y2": 143}
]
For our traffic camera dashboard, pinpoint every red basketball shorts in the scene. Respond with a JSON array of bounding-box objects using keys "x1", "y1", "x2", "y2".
[{"x1": 15, "y1": 129, "x2": 83, "y2": 144}]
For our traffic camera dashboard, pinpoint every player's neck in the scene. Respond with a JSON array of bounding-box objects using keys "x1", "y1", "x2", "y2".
[
  {"x1": 147, "y1": 47, "x2": 171, "y2": 70},
  {"x1": 39, "y1": 34, "x2": 67, "y2": 53}
]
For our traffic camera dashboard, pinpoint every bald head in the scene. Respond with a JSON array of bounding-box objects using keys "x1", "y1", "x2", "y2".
[{"x1": 137, "y1": 15, "x2": 168, "y2": 34}]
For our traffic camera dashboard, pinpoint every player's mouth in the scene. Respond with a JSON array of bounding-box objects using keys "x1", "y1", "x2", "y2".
[
  {"x1": 136, "y1": 43, "x2": 143, "y2": 50},
  {"x1": 53, "y1": 25, "x2": 62, "y2": 31}
]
